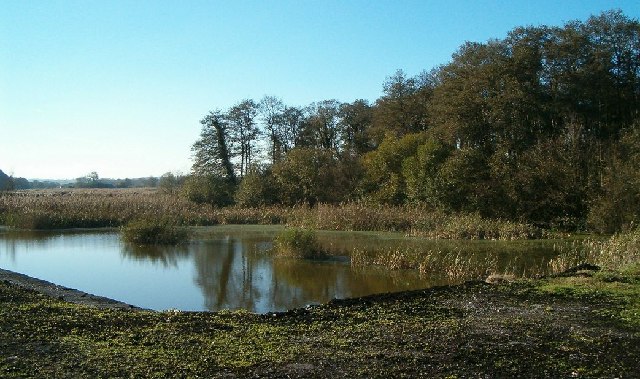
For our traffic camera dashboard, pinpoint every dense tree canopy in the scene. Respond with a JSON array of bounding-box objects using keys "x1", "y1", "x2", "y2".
[{"x1": 189, "y1": 11, "x2": 640, "y2": 232}]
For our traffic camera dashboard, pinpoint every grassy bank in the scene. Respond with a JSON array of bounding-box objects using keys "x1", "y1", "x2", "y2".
[
  {"x1": 0, "y1": 189, "x2": 542, "y2": 240},
  {"x1": 1, "y1": 265, "x2": 638, "y2": 378}
]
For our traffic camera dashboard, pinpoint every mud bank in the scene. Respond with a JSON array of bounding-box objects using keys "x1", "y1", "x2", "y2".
[{"x1": 0, "y1": 268, "x2": 140, "y2": 310}]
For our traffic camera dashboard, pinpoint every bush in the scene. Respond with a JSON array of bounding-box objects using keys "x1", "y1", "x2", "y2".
[
  {"x1": 182, "y1": 175, "x2": 234, "y2": 206},
  {"x1": 121, "y1": 218, "x2": 190, "y2": 246},
  {"x1": 234, "y1": 167, "x2": 278, "y2": 207},
  {"x1": 272, "y1": 228, "x2": 325, "y2": 259}
]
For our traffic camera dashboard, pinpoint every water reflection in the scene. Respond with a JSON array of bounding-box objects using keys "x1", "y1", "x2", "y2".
[
  {"x1": 0, "y1": 229, "x2": 114, "y2": 263},
  {"x1": 122, "y1": 243, "x2": 191, "y2": 268},
  {"x1": 0, "y1": 227, "x2": 566, "y2": 313}
]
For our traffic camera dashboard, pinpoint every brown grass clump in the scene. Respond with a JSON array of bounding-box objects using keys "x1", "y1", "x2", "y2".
[
  {"x1": 271, "y1": 228, "x2": 326, "y2": 259},
  {"x1": 121, "y1": 218, "x2": 190, "y2": 245}
]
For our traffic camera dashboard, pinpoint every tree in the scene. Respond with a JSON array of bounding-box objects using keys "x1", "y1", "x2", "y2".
[
  {"x1": 360, "y1": 132, "x2": 429, "y2": 204},
  {"x1": 234, "y1": 165, "x2": 278, "y2": 207},
  {"x1": 272, "y1": 147, "x2": 347, "y2": 206},
  {"x1": 433, "y1": 147, "x2": 494, "y2": 214},
  {"x1": 371, "y1": 69, "x2": 430, "y2": 144},
  {"x1": 402, "y1": 138, "x2": 452, "y2": 205},
  {"x1": 116, "y1": 178, "x2": 133, "y2": 188},
  {"x1": 144, "y1": 177, "x2": 159, "y2": 188},
  {"x1": 12, "y1": 177, "x2": 30, "y2": 190},
  {"x1": 193, "y1": 111, "x2": 236, "y2": 184},
  {"x1": 339, "y1": 99, "x2": 374, "y2": 155},
  {"x1": 0, "y1": 169, "x2": 13, "y2": 191},
  {"x1": 227, "y1": 99, "x2": 260, "y2": 178},
  {"x1": 302, "y1": 100, "x2": 343, "y2": 152},
  {"x1": 588, "y1": 126, "x2": 640, "y2": 233},
  {"x1": 182, "y1": 174, "x2": 234, "y2": 206},
  {"x1": 281, "y1": 106, "x2": 306, "y2": 151},
  {"x1": 259, "y1": 95, "x2": 287, "y2": 164},
  {"x1": 159, "y1": 172, "x2": 182, "y2": 195},
  {"x1": 75, "y1": 171, "x2": 108, "y2": 188}
]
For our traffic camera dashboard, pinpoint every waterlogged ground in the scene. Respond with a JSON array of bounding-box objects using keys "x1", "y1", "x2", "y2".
[{"x1": 1, "y1": 266, "x2": 639, "y2": 378}]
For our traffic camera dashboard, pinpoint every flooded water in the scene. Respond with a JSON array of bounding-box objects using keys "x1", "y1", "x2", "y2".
[{"x1": 0, "y1": 226, "x2": 565, "y2": 313}]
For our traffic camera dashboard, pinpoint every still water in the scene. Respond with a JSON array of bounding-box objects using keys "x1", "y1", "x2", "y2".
[{"x1": 0, "y1": 226, "x2": 562, "y2": 313}]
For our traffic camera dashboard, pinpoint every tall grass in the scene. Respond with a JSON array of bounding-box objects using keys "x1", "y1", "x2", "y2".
[
  {"x1": 0, "y1": 189, "x2": 288, "y2": 229},
  {"x1": 0, "y1": 189, "x2": 542, "y2": 240},
  {"x1": 548, "y1": 228, "x2": 640, "y2": 273},
  {"x1": 287, "y1": 203, "x2": 543, "y2": 240},
  {"x1": 351, "y1": 246, "x2": 509, "y2": 283},
  {"x1": 271, "y1": 228, "x2": 326, "y2": 259},
  {"x1": 121, "y1": 218, "x2": 190, "y2": 246}
]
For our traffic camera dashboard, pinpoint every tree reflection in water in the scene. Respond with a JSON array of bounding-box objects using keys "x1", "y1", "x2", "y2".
[
  {"x1": 121, "y1": 243, "x2": 190, "y2": 268},
  {"x1": 2, "y1": 227, "x2": 562, "y2": 313},
  {"x1": 189, "y1": 234, "x2": 431, "y2": 313}
]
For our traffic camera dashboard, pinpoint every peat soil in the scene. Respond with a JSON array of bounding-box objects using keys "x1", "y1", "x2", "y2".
[{"x1": 1, "y1": 267, "x2": 639, "y2": 378}]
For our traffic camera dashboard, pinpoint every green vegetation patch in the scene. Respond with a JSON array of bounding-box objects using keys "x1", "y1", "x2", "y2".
[
  {"x1": 535, "y1": 268, "x2": 640, "y2": 328},
  {"x1": 271, "y1": 227, "x2": 326, "y2": 259},
  {"x1": 121, "y1": 218, "x2": 190, "y2": 245}
]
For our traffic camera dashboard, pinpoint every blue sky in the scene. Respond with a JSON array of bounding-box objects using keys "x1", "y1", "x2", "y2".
[{"x1": 2, "y1": 0, "x2": 639, "y2": 180}]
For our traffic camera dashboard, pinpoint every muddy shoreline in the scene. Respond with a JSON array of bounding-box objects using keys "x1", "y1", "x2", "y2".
[{"x1": 0, "y1": 268, "x2": 141, "y2": 310}]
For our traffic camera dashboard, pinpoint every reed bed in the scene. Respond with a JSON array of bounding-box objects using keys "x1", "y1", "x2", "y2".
[
  {"x1": 350, "y1": 246, "x2": 537, "y2": 283},
  {"x1": 271, "y1": 228, "x2": 327, "y2": 259},
  {"x1": 287, "y1": 203, "x2": 543, "y2": 240},
  {"x1": 1, "y1": 189, "x2": 541, "y2": 240},
  {"x1": 0, "y1": 189, "x2": 288, "y2": 229},
  {"x1": 121, "y1": 218, "x2": 190, "y2": 245},
  {"x1": 547, "y1": 228, "x2": 640, "y2": 273}
]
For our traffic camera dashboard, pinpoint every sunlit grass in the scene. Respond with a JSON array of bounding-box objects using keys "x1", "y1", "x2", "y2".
[
  {"x1": 548, "y1": 228, "x2": 640, "y2": 273},
  {"x1": 271, "y1": 228, "x2": 326, "y2": 259},
  {"x1": 1, "y1": 189, "x2": 543, "y2": 241}
]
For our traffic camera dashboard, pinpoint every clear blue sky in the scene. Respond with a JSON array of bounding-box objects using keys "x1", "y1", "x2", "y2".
[{"x1": 1, "y1": 0, "x2": 639, "y2": 180}]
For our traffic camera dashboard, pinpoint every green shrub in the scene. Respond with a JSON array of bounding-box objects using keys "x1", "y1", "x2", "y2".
[
  {"x1": 234, "y1": 167, "x2": 278, "y2": 207},
  {"x1": 272, "y1": 228, "x2": 325, "y2": 259},
  {"x1": 182, "y1": 175, "x2": 234, "y2": 206},
  {"x1": 121, "y1": 218, "x2": 190, "y2": 246}
]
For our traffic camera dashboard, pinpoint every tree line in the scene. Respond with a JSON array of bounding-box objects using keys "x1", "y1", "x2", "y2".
[
  {"x1": 0, "y1": 169, "x2": 164, "y2": 190},
  {"x1": 187, "y1": 10, "x2": 639, "y2": 233}
]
